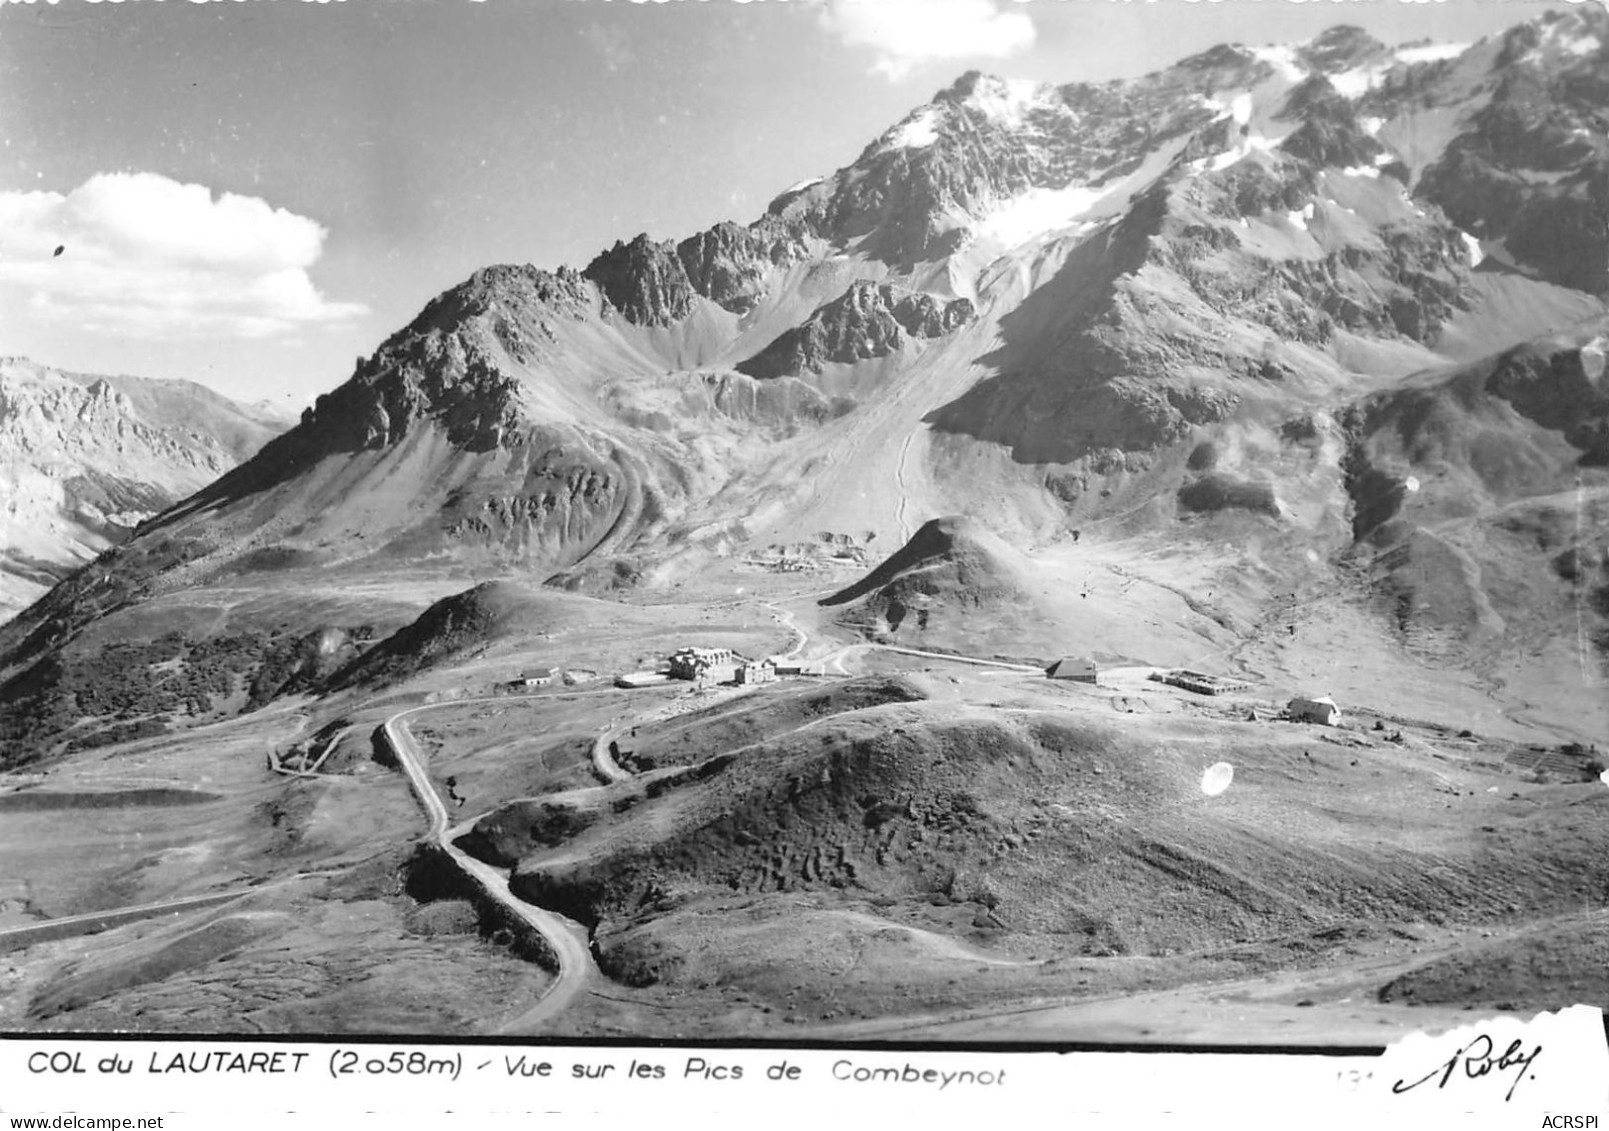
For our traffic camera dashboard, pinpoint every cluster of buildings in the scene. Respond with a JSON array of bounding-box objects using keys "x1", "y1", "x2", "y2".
[
  {"x1": 1051, "y1": 658, "x2": 1344, "y2": 727},
  {"x1": 613, "y1": 646, "x2": 823, "y2": 690},
  {"x1": 513, "y1": 643, "x2": 1346, "y2": 732},
  {"x1": 669, "y1": 646, "x2": 822, "y2": 686}
]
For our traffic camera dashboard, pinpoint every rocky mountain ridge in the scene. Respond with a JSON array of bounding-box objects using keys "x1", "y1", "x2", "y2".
[{"x1": 738, "y1": 281, "x2": 975, "y2": 379}]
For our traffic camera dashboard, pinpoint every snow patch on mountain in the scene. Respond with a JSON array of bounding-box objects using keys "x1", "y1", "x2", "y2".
[
  {"x1": 1582, "y1": 336, "x2": 1606, "y2": 385},
  {"x1": 1562, "y1": 31, "x2": 1601, "y2": 56},
  {"x1": 887, "y1": 110, "x2": 942, "y2": 150},
  {"x1": 1196, "y1": 91, "x2": 1253, "y2": 133},
  {"x1": 1330, "y1": 65, "x2": 1390, "y2": 99},
  {"x1": 76, "y1": 500, "x2": 154, "y2": 529},
  {"x1": 1250, "y1": 44, "x2": 1308, "y2": 82},
  {"x1": 1192, "y1": 127, "x2": 1287, "y2": 175},
  {"x1": 1318, "y1": 42, "x2": 1466, "y2": 100},
  {"x1": 963, "y1": 76, "x2": 1047, "y2": 127},
  {"x1": 1539, "y1": 16, "x2": 1601, "y2": 58},
  {"x1": 974, "y1": 132, "x2": 1193, "y2": 250},
  {"x1": 1511, "y1": 18, "x2": 1600, "y2": 66},
  {"x1": 975, "y1": 184, "x2": 1101, "y2": 248},
  {"x1": 1461, "y1": 231, "x2": 1485, "y2": 268}
]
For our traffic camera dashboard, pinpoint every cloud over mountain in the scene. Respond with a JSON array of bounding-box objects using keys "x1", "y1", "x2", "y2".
[
  {"x1": 0, "y1": 172, "x2": 367, "y2": 340},
  {"x1": 817, "y1": 0, "x2": 1036, "y2": 81}
]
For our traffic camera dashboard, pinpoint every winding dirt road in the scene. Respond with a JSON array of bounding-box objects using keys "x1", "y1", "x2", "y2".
[
  {"x1": 762, "y1": 600, "x2": 809, "y2": 661},
  {"x1": 0, "y1": 891, "x2": 258, "y2": 955},
  {"x1": 382, "y1": 704, "x2": 600, "y2": 1033},
  {"x1": 0, "y1": 870, "x2": 344, "y2": 955},
  {"x1": 590, "y1": 723, "x2": 633, "y2": 784}
]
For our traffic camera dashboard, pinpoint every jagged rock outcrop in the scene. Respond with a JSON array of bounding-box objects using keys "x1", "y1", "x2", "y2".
[
  {"x1": 1486, "y1": 329, "x2": 1609, "y2": 461},
  {"x1": 441, "y1": 440, "x2": 626, "y2": 553},
  {"x1": 1286, "y1": 227, "x2": 1470, "y2": 344},
  {"x1": 1402, "y1": 8, "x2": 1609, "y2": 294},
  {"x1": 1297, "y1": 25, "x2": 1392, "y2": 73},
  {"x1": 404, "y1": 264, "x2": 591, "y2": 349},
  {"x1": 674, "y1": 218, "x2": 814, "y2": 314},
  {"x1": 737, "y1": 281, "x2": 974, "y2": 379},
  {"x1": 569, "y1": 216, "x2": 822, "y2": 328},
  {"x1": 1278, "y1": 77, "x2": 1384, "y2": 169},
  {"x1": 226, "y1": 265, "x2": 593, "y2": 503},
  {"x1": 584, "y1": 234, "x2": 698, "y2": 326},
  {"x1": 599, "y1": 369, "x2": 850, "y2": 433}
]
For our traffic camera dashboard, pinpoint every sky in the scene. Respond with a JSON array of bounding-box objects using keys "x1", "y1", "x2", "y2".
[{"x1": 0, "y1": 0, "x2": 1573, "y2": 407}]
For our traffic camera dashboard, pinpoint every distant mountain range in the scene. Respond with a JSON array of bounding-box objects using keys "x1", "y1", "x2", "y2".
[
  {"x1": 3, "y1": 8, "x2": 1607, "y2": 764},
  {"x1": 0, "y1": 357, "x2": 291, "y2": 619}
]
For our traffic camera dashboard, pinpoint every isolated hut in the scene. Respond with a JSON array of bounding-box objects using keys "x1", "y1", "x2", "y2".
[
  {"x1": 1288, "y1": 695, "x2": 1342, "y2": 726},
  {"x1": 512, "y1": 666, "x2": 557, "y2": 688},
  {"x1": 1047, "y1": 657, "x2": 1100, "y2": 683}
]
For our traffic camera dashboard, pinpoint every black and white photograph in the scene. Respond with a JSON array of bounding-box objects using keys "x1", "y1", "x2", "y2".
[{"x1": 1, "y1": 0, "x2": 1605, "y2": 1079}]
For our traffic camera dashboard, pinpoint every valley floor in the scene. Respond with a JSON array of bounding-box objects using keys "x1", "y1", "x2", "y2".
[{"x1": 1, "y1": 554, "x2": 1605, "y2": 1043}]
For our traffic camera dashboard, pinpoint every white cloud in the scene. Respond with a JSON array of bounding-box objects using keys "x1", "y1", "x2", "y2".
[
  {"x1": 818, "y1": 0, "x2": 1035, "y2": 81},
  {"x1": 0, "y1": 172, "x2": 366, "y2": 340}
]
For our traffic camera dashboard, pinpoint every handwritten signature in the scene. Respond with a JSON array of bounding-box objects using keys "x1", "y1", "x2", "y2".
[{"x1": 1392, "y1": 1032, "x2": 1543, "y2": 1102}]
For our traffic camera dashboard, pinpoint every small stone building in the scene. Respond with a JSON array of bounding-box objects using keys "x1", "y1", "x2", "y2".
[
  {"x1": 1288, "y1": 695, "x2": 1342, "y2": 726},
  {"x1": 736, "y1": 660, "x2": 776, "y2": 685},
  {"x1": 1047, "y1": 657, "x2": 1100, "y2": 683}
]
